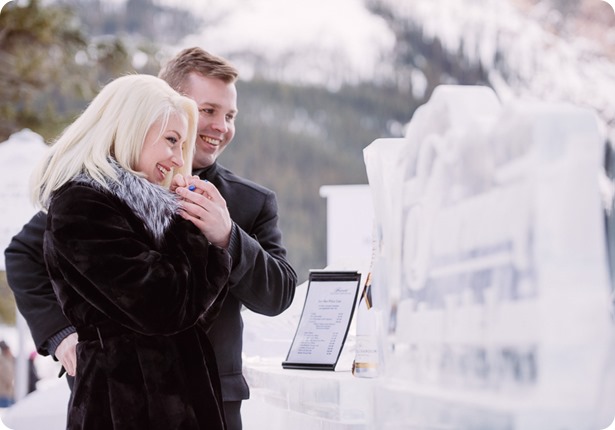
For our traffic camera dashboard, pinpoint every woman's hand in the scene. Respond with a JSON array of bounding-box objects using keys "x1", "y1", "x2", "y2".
[
  {"x1": 175, "y1": 179, "x2": 232, "y2": 249},
  {"x1": 170, "y1": 174, "x2": 203, "y2": 194},
  {"x1": 55, "y1": 332, "x2": 79, "y2": 377}
]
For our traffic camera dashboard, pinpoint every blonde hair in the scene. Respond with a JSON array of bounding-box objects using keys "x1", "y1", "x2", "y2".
[{"x1": 32, "y1": 74, "x2": 198, "y2": 208}]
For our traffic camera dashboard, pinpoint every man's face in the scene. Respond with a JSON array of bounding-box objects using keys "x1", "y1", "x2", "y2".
[{"x1": 183, "y1": 72, "x2": 238, "y2": 169}]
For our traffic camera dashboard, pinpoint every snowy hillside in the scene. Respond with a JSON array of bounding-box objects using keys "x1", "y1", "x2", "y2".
[
  {"x1": 371, "y1": 0, "x2": 615, "y2": 129},
  {"x1": 175, "y1": 0, "x2": 397, "y2": 89},
  {"x1": 166, "y1": 0, "x2": 615, "y2": 128},
  {"x1": 60, "y1": 0, "x2": 615, "y2": 129}
]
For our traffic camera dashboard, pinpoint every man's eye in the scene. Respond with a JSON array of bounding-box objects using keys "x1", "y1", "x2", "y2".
[{"x1": 200, "y1": 108, "x2": 213, "y2": 115}]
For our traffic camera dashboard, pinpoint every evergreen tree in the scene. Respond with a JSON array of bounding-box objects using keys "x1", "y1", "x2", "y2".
[
  {"x1": 0, "y1": 0, "x2": 163, "y2": 142},
  {"x1": 0, "y1": 0, "x2": 87, "y2": 141}
]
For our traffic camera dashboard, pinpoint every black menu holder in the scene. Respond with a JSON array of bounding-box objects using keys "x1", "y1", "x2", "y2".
[{"x1": 282, "y1": 270, "x2": 361, "y2": 371}]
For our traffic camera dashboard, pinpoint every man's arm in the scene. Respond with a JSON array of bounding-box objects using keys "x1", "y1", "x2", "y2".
[
  {"x1": 176, "y1": 177, "x2": 297, "y2": 316},
  {"x1": 4, "y1": 211, "x2": 75, "y2": 356},
  {"x1": 226, "y1": 192, "x2": 297, "y2": 316}
]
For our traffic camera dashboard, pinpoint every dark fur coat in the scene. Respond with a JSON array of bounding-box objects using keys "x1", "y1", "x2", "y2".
[{"x1": 43, "y1": 165, "x2": 231, "y2": 429}]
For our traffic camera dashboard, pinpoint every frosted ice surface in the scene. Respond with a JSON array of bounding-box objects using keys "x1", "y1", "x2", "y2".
[{"x1": 363, "y1": 85, "x2": 615, "y2": 430}]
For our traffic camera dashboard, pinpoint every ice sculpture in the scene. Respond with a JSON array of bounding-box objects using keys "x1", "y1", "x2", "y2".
[{"x1": 362, "y1": 85, "x2": 615, "y2": 430}]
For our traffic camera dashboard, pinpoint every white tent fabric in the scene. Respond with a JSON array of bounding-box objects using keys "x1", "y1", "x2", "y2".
[{"x1": 0, "y1": 129, "x2": 47, "y2": 271}]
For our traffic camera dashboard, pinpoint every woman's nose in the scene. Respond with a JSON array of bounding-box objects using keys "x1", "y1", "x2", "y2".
[{"x1": 171, "y1": 148, "x2": 184, "y2": 168}]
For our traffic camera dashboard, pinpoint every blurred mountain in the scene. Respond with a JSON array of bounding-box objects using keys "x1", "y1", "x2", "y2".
[
  {"x1": 3, "y1": 0, "x2": 615, "y2": 283},
  {"x1": 371, "y1": 0, "x2": 615, "y2": 127},
  {"x1": 215, "y1": 0, "x2": 615, "y2": 279},
  {"x1": 54, "y1": 0, "x2": 202, "y2": 45}
]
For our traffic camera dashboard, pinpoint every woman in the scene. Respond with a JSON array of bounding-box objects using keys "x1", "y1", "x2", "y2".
[{"x1": 32, "y1": 74, "x2": 231, "y2": 429}]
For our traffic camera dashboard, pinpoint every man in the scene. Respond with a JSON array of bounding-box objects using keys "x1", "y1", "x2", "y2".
[{"x1": 4, "y1": 47, "x2": 298, "y2": 430}]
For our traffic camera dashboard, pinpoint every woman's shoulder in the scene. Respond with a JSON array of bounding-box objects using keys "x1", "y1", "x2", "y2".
[
  {"x1": 49, "y1": 180, "x2": 122, "y2": 222},
  {"x1": 51, "y1": 179, "x2": 108, "y2": 204}
]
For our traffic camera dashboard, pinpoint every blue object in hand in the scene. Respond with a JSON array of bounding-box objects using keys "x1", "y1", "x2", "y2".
[{"x1": 188, "y1": 184, "x2": 196, "y2": 191}]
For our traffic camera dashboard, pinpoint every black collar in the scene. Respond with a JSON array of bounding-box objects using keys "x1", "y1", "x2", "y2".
[{"x1": 193, "y1": 163, "x2": 218, "y2": 182}]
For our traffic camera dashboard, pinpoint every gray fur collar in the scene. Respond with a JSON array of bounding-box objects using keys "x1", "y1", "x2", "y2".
[{"x1": 75, "y1": 163, "x2": 180, "y2": 245}]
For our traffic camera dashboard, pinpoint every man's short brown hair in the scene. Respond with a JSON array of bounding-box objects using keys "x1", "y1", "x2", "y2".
[{"x1": 158, "y1": 47, "x2": 239, "y2": 93}]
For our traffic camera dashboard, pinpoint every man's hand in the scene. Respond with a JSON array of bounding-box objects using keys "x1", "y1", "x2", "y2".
[
  {"x1": 176, "y1": 180, "x2": 232, "y2": 248},
  {"x1": 55, "y1": 332, "x2": 78, "y2": 377}
]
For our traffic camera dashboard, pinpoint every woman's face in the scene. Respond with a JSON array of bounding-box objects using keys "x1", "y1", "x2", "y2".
[{"x1": 136, "y1": 112, "x2": 187, "y2": 185}]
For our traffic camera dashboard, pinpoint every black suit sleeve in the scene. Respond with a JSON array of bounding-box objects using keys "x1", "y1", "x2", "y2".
[
  {"x1": 226, "y1": 191, "x2": 297, "y2": 316},
  {"x1": 4, "y1": 211, "x2": 73, "y2": 355}
]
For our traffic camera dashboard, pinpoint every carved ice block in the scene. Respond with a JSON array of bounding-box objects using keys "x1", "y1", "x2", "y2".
[{"x1": 364, "y1": 85, "x2": 615, "y2": 430}]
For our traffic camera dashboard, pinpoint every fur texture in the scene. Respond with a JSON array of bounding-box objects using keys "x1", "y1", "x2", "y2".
[
  {"x1": 43, "y1": 165, "x2": 231, "y2": 429},
  {"x1": 74, "y1": 162, "x2": 179, "y2": 246}
]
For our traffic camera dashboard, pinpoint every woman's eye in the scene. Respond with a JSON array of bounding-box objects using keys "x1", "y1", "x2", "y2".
[{"x1": 166, "y1": 136, "x2": 178, "y2": 145}]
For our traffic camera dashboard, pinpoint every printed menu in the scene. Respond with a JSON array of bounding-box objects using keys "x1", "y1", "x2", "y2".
[{"x1": 283, "y1": 271, "x2": 361, "y2": 370}]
